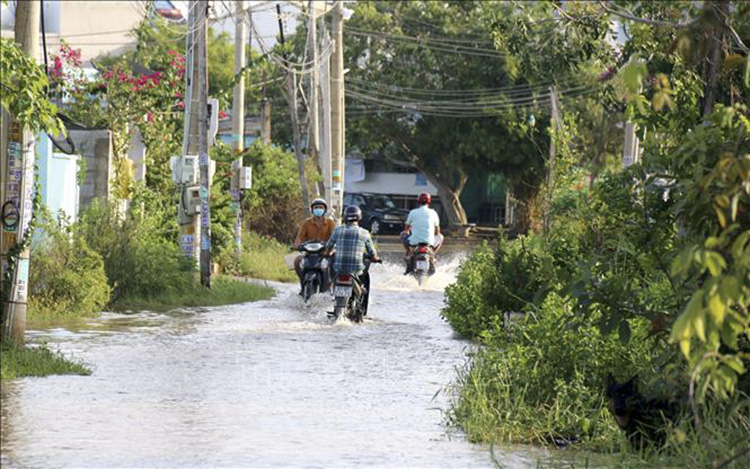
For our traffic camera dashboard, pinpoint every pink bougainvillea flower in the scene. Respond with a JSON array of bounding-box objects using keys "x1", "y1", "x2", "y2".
[{"x1": 219, "y1": 110, "x2": 229, "y2": 119}]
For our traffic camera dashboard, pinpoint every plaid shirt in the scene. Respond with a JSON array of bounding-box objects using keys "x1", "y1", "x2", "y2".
[{"x1": 326, "y1": 223, "x2": 377, "y2": 274}]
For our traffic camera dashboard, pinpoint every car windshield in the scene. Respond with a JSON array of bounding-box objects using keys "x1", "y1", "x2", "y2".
[{"x1": 369, "y1": 195, "x2": 397, "y2": 209}]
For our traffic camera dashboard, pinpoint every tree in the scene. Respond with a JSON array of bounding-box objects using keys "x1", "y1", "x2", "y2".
[
  {"x1": 0, "y1": 37, "x2": 61, "y2": 134},
  {"x1": 343, "y1": 1, "x2": 614, "y2": 229}
]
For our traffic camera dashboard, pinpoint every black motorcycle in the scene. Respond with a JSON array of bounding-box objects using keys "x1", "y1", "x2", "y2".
[
  {"x1": 330, "y1": 257, "x2": 381, "y2": 322},
  {"x1": 406, "y1": 243, "x2": 436, "y2": 285},
  {"x1": 298, "y1": 240, "x2": 332, "y2": 301}
]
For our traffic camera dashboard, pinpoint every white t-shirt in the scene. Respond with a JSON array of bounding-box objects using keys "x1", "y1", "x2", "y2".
[{"x1": 406, "y1": 205, "x2": 440, "y2": 246}]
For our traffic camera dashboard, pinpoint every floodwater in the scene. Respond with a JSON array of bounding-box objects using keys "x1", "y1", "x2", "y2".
[{"x1": 1, "y1": 258, "x2": 598, "y2": 468}]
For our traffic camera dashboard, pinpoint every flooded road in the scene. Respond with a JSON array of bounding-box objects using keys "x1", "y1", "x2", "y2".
[{"x1": 1, "y1": 259, "x2": 585, "y2": 468}]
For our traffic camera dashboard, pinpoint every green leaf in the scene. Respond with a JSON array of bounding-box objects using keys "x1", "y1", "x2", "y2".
[
  {"x1": 705, "y1": 251, "x2": 726, "y2": 276},
  {"x1": 731, "y1": 230, "x2": 750, "y2": 260},
  {"x1": 694, "y1": 313, "x2": 706, "y2": 342},
  {"x1": 731, "y1": 193, "x2": 740, "y2": 222},
  {"x1": 705, "y1": 237, "x2": 721, "y2": 249},
  {"x1": 708, "y1": 292, "x2": 726, "y2": 326},
  {"x1": 724, "y1": 356, "x2": 745, "y2": 375},
  {"x1": 720, "y1": 275, "x2": 740, "y2": 302}
]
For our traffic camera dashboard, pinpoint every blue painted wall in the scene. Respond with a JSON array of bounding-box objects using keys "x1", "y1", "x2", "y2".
[{"x1": 37, "y1": 133, "x2": 80, "y2": 223}]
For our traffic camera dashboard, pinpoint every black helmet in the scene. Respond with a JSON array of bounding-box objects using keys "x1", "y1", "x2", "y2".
[{"x1": 343, "y1": 205, "x2": 362, "y2": 223}]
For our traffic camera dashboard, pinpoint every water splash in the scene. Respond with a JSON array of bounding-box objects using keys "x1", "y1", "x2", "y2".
[{"x1": 370, "y1": 254, "x2": 466, "y2": 293}]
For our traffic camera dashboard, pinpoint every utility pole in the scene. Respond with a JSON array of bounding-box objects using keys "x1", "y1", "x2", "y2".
[
  {"x1": 198, "y1": 0, "x2": 212, "y2": 288},
  {"x1": 180, "y1": 0, "x2": 201, "y2": 268},
  {"x1": 277, "y1": 3, "x2": 309, "y2": 212},
  {"x1": 307, "y1": 0, "x2": 321, "y2": 197},
  {"x1": 1, "y1": 0, "x2": 40, "y2": 345},
  {"x1": 544, "y1": 86, "x2": 562, "y2": 232},
  {"x1": 261, "y1": 69, "x2": 271, "y2": 144},
  {"x1": 331, "y1": 0, "x2": 344, "y2": 217},
  {"x1": 232, "y1": 0, "x2": 246, "y2": 257},
  {"x1": 320, "y1": 33, "x2": 332, "y2": 209}
]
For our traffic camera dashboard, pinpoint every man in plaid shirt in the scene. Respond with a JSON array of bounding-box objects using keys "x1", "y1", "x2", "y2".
[{"x1": 325, "y1": 206, "x2": 380, "y2": 274}]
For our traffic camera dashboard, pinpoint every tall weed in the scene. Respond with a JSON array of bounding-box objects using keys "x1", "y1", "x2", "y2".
[{"x1": 29, "y1": 212, "x2": 110, "y2": 325}]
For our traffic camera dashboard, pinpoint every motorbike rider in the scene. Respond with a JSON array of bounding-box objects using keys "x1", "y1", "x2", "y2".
[
  {"x1": 401, "y1": 192, "x2": 443, "y2": 258},
  {"x1": 294, "y1": 198, "x2": 336, "y2": 289},
  {"x1": 325, "y1": 205, "x2": 381, "y2": 313}
]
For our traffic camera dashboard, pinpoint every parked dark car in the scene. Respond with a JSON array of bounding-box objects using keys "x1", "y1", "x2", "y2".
[{"x1": 343, "y1": 193, "x2": 408, "y2": 235}]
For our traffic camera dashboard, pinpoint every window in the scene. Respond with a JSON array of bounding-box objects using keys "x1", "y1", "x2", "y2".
[{"x1": 368, "y1": 195, "x2": 397, "y2": 209}]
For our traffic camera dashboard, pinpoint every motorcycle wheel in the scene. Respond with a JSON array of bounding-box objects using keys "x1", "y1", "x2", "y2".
[
  {"x1": 346, "y1": 295, "x2": 364, "y2": 323},
  {"x1": 303, "y1": 277, "x2": 319, "y2": 301},
  {"x1": 415, "y1": 272, "x2": 425, "y2": 286}
]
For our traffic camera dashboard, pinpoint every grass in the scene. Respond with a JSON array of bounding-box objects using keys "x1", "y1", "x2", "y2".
[
  {"x1": 112, "y1": 274, "x2": 275, "y2": 311},
  {"x1": 234, "y1": 232, "x2": 297, "y2": 283},
  {"x1": 28, "y1": 299, "x2": 94, "y2": 329},
  {"x1": 0, "y1": 343, "x2": 91, "y2": 380}
]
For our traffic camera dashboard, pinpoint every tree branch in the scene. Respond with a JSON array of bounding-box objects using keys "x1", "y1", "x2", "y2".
[{"x1": 725, "y1": 20, "x2": 750, "y2": 54}]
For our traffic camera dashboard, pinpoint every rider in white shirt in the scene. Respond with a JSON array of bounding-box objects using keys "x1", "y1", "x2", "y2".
[{"x1": 401, "y1": 192, "x2": 444, "y2": 256}]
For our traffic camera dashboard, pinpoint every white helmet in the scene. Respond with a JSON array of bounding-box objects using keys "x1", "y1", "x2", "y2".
[{"x1": 310, "y1": 197, "x2": 328, "y2": 214}]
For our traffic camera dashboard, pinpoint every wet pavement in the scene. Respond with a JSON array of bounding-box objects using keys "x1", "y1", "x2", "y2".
[{"x1": 1, "y1": 258, "x2": 599, "y2": 468}]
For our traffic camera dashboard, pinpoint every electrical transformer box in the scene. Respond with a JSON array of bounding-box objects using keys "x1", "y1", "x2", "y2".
[{"x1": 239, "y1": 167, "x2": 252, "y2": 190}]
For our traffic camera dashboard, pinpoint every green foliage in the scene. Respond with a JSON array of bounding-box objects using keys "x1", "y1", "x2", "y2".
[
  {"x1": 113, "y1": 275, "x2": 274, "y2": 311},
  {"x1": 241, "y1": 141, "x2": 304, "y2": 243},
  {"x1": 76, "y1": 186, "x2": 188, "y2": 302},
  {"x1": 663, "y1": 105, "x2": 750, "y2": 400},
  {"x1": 0, "y1": 343, "x2": 91, "y2": 380},
  {"x1": 217, "y1": 231, "x2": 297, "y2": 283},
  {"x1": 449, "y1": 293, "x2": 654, "y2": 449},
  {"x1": 343, "y1": 1, "x2": 610, "y2": 224},
  {"x1": 0, "y1": 38, "x2": 62, "y2": 134},
  {"x1": 442, "y1": 244, "x2": 503, "y2": 338},
  {"x1": 29, "y1": 212, "x2": 111, "y2": 326}
]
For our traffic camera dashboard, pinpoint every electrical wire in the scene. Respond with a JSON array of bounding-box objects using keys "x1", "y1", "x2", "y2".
[
  {"x1": 345, "y1": 85, "x2": 599, "y2": 118},
  {"x1": 345, "y1": 76, "x2": 582, "y2": 98}
]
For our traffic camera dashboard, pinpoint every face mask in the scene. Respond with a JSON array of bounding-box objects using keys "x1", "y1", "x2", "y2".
[{"x1": 313, "y1": 208, "x2": 325, "y2": 217}]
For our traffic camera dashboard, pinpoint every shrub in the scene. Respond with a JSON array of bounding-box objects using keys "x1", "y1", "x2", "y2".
[
  {"x1": 442, "y1": 243, "x2": 503, "y2": 339},
  {"x1": 76, "y1": 188, "x2": 190, "y2": 302},
  {"x1": 217, "y1": 231, "x2": 297, "y2": 283},
  {"x1": 448, "y1": 293, "x2": 656, "y2": 449},
  {"x1": 242, "y1": 142, "x2": 306, "y2": 243},
  {"x1": 442, "y1": 233, "x2": 569, "y2": 340},
  {"x1": 29, "y1": 213, "x2": 110, "y2": 325}
]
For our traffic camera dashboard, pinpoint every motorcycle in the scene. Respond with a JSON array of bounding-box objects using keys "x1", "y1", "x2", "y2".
[
  {"x1": 298, "y1": 240, "x2": 332, "y2": 301},
  {"x1": 406, "y1": 243, "x2": 436, "y2": 285},
  {"x1": 330, "y1": 256, "x2": 381, "y2": 323}
]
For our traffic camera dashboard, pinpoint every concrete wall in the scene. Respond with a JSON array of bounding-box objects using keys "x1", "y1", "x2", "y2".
[
  {"x1": 1, "y1": 1, "x2": 142, "y2": 63},
  {"x1": 344, "y1": 171, "x2": 438, "y2": 197},
  {"x1": 69, "y1": 129, "x2": 113, "y2": 209},
  {"x1": 128, "y1": 128, "x2": 147, "y2": 182}
]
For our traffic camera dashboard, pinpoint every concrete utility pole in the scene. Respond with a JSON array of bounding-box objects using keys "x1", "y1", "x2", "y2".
[
  {"x1": 180, "y1": 0, "x2": 201, "y2": 267},
  {"x1": 1, "y1": 0, "x2": 40, "y2": 345},
  {"x1": 544, "y1": 86, "x2": 562, "y2": 232},
  {"x1": 331, "y1": 0, "x2": 344, "y2": 217},
  {"x1": 260, "y1": 69, "x2": 271, "y2": 144},
  {"x1": 320, "y1": 33, "x2": 332, "y2": 209},
  {"x1": 622, "y1": 122, "x2": 640, "y2": 168},
  {"x1": 277, "y1": 3, "x2": 309, "y2": 213},
  {"x1": 307, "y1": 0, "x2": 321, "y2": 197},
  {"x1": 198, "y1": 0, "x2": 212, "y2": 288},
  {"x1": 232, "y1": 0, "x2": 246, "y2": 257}
]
